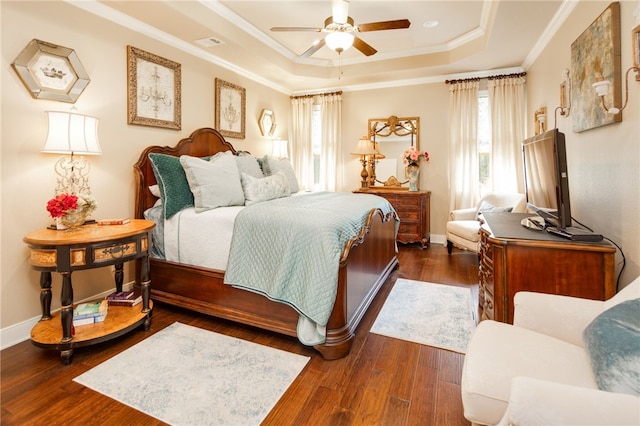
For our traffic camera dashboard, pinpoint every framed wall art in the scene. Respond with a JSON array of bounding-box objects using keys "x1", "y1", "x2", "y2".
[
  {"x1": 11, "y1": 39, "x2": 90, "y2": 103},
  {"x1": 215, "y1": 78, "x2": 246, "y2": 139},
  {"x1": 570, "y1": 2, "x2": 621, "y2": 132},
  {"x1": 127, "y1": 45, "x2": 181, "y2": 130}
]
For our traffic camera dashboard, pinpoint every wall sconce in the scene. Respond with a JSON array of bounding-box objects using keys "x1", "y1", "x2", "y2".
[
  {"x1": 592, "y1": 66, "x2": 640, "y2": 114},
  {"x1": 534, "y1": 107, "x2": 546, "y2": 135},
  {"x1": 42, "y1": 110, "x2": 101, "y2": 195},
  {"x1": 351, "y1": 136, "x2": 378, "y2": 190},
  {"x1": 271, "y1": 138, "x2": 288, "y2": 159}
]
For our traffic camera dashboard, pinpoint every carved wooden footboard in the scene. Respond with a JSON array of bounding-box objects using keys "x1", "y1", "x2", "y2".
[{"x1": 134, "y1": 128, "x2": 398, "y2": 359}]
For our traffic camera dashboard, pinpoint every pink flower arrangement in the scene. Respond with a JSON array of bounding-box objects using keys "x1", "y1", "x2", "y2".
[
  {"x1": 46, "y1": 193, "x2": 97, "y2": 218},
  {"x1": 402, "y1": 147, "x2": 429, "y2": 166}
]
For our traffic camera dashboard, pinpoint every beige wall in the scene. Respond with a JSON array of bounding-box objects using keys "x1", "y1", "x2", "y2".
[
  {"x1": 1, "y1": 1, "x2": 290, "y2": 332},
  {"x1": 525, "y1": 0, "x2": 639, "y2": 286},
  {"x1": 2, "y1": 1, "x2": 639, "y2": 341}
]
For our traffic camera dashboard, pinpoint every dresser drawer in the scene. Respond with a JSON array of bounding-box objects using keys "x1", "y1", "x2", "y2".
[
  {"x1": 399, "y1": 222, "x2": 420, "y2": 235},
  {"x1": 353, "y1": 189, "x2": 430, "y2": 248},
  {"x1": 395, "y1": 196, "x2": 422, "y2": 210},
  {"x1": 397, "y1": 210, "x2": 419, "y2": 222}
]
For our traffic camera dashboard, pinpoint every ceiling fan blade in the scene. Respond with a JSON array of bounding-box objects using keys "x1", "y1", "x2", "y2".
[
  {"x1": 332, "y1": 0, "x2": 349, "y2": 24},
  {"x1": 357, "y1": 19, "x2": 411, "y2": 32},
  {"x1": 301, "y1": 39, "x2": 326, "y2": 57},
  {"x1": 353, "y1": 36, "x2": 377, "y2": 56},
  {"x1": 271, "y1": 26, "x2": 322, "y2": 32}
]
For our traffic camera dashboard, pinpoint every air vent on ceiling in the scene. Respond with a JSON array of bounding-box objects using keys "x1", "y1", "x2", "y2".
[{"x1": 196, "y1": 37, "x2": 225, "y2": 47}]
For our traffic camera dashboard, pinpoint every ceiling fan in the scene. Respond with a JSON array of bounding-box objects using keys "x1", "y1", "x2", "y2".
[{"x1": 270, "y1": 0, "x2": 410, "y2": 58}]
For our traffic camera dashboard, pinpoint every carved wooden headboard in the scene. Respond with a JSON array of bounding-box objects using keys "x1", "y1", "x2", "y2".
[{"x1": 133, "y1": 127, "x2": 237, "y2": 219}]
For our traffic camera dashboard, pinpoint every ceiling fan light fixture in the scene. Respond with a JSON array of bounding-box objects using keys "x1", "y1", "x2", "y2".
[{"x1": 325, "y1": 31, "x2": 354, "y2": 52}]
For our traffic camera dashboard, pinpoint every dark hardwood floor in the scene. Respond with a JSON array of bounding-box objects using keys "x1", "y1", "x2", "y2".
[{"x1": 1, "y1": 244, "x2": 479, "y2": 425}]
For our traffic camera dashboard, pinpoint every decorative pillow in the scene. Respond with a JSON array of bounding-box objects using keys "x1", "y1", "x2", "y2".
[
  {"x1": 240, "y1": 171, "x2": 290, "y2": 206},
  {"x1": 149, "y1": 153, "x2": 194, "y2": 219},
  {"x1": 148, "y1": 184, "x2": 161, "y2": 198},
  {"x1": 476, "y1": 201, "x2": 513, "y2": 220},
  {"x1": 235, "y1": 152, "x2": 264, "y2": 179},
  {"x1": 582, "y1": 298, "x2": 640, "y2": 396},
  {"x1": 179, "y1": 152, "x2": 245, "y2": 212},
  {"x1": 262, "y1": 156, "x2": 299, "y2": 193}
]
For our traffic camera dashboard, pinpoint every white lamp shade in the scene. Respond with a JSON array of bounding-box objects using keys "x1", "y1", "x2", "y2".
[
  {"x1": 351, "y1": 136, "x2": 378, "y2": 156},
  {"x1": 42, "y1": 111, "x2": 102, "y2": 155},
  {"x1": 272, "y1": 139, "x2": 289, "y2": 158},
  {"x1": 325, "y1": 31, "x2": 354, "y2": 52}
]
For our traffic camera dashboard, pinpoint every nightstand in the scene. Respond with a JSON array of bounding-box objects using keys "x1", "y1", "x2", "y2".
[
  {"x1": 23, "y1": 219, "x2": 155, "y2": 364},
  {"x1": 354, "y1": 188, "x2": 430, "y2": 248}
]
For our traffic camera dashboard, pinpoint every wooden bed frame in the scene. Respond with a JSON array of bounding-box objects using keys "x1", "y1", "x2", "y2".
[{"x1": 133, "y1": 127, "x2": 398, "y2": 359}]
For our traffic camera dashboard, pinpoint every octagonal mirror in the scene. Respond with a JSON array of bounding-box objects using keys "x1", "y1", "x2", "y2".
[
  {"x1": 259, "y1": 109, "x2": 276, "y2": 137},
  {"x1": 11, "y1": 39, "x2": 90, "y2": 103}
]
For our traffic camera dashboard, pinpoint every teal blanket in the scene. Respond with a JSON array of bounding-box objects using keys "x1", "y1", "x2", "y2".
[{"x1": 223, "y1": 192, "x2": 397, "y2": 344}]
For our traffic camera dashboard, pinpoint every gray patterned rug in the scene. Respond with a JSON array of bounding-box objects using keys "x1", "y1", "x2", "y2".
[
  {"x1": 370, "y1": 279, "x2": 476, "y2": 353},
  {"x1": 74, "y1": 322, "x2": 309, "y2": 425}
]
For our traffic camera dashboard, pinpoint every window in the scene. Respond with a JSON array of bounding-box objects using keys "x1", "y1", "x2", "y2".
[{"x1": 477, "y1": 91, "x2": 491, "y2": 193}]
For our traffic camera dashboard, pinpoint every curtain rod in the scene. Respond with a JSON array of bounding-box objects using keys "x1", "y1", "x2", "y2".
[
  {"x1": 445, "y1": 72, "x2": 526, "y2": 84},
  {"x1": 290, "y1": 90, "x2": 343, "y2": 99}
]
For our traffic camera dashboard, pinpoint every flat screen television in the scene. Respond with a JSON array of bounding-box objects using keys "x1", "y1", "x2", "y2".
[{"x1": 522, "y1": 128, "x2": 572, "y2": 229}]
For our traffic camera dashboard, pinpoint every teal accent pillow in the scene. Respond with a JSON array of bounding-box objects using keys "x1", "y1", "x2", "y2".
[
  {"x1": 180, "y1": 152, "x2": 245, "y2": 211},
  {"x1": 582, "y1": 298, "x2": 640, "y2": 396},
  {"x1": 476, "y1": 201, "x2": 513, "y2": 220},
  {"x1": 149, "y1": 153, "x2": 194, "y2": 219}
]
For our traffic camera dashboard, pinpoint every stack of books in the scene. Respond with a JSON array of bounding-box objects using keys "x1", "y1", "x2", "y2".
[
  {"x1": 73, "y1": 300, "x2": 108, "y2": 326},
  {"x1": 105, "y1": 290, "x2": 142, "y2": 307}
]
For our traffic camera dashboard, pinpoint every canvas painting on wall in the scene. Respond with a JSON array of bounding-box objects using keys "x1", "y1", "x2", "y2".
[{"x1": 570, "y1": 2, "x2": 621, "y2": 133}]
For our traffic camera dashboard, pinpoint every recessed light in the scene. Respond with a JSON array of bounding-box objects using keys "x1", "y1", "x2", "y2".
[
  {"x1": 423, "y1": 20, "x2": 439, "y2": 29},
  {"x1": 195, "y1": 37, "x2": 225, "y2": 47}
]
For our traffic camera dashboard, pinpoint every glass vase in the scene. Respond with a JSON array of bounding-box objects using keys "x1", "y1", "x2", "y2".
[{"x1": 406, "y1": 164, "x2": 420, "y2": 192}]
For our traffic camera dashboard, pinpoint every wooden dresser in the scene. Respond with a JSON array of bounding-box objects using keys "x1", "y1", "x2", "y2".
[
  {"x1": 479, "y1": 212, "x2": 616, "y2": 323},
  {"x1": 355, "y1": 188, "x2": 430, "y2": 248}
]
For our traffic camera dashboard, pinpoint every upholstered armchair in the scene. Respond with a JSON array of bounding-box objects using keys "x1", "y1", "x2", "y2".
[
  {"x1": 461, "y1": 277, "x2": 640, "y2": 426},
  {"x1": 446, "y1": 192, "x2": 526, "y2": 254}
]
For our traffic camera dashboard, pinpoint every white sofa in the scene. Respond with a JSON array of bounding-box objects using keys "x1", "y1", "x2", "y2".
[
  {"x1": 461, "y1": 276, "x2": 640, "y2": 425},
  {"x1": 446, "y1": 192, "x2": 526, "y2": 254}
]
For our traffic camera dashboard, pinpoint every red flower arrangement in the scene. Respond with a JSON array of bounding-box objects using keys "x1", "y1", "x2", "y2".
[
  {"x1": 46, "y1": 194, "x2": 78, "y2": 218},
  {"x1": 46, "y1": 193, "x2": 97, "y2": 218}
]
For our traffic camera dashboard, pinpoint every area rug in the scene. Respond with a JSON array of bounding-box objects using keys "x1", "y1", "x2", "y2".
[
  {"x1": 370, "y1": 279, "x2": 475, "y2": 353},
  {"x1": 74, "y1": 322, "x2": 309, "y2": 425}
]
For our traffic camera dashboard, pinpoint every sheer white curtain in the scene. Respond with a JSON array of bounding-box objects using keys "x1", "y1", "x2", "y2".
[
  {"x1": 319, "y1": 92, "x2": 342, "y2": 191},
  {"x1": 488, "y1": 76, "x2": 526, "y2": 193},
  {"x1": 290, "y1": 96, "x2": 314, "y2": 191},
  {"x1": 448, "y1": 80, "x2": 480, "y2": 211},
  {"x1": 290, "y1": 93, "x2": 342, "y2": 191}
]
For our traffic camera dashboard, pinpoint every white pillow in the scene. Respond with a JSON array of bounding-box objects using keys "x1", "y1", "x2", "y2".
[
  {"x1": 235, "y1": 152, "x2": 264, "y2": 179},
  {"x1": 241, "y1": 171, "x2": 290, "y2": 206},
  {"x1": 148, "y1": 184, "x2": 161, "y2": 197},
  {"x1": 262, "y1": 156, "x2": 299, "y2": 193},
  {"x1": 179, "y1": 152, "x2": 245, "y2": 212}
]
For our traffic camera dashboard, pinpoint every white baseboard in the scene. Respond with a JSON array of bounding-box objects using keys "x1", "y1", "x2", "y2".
[
  {"x1": 0, "y1": 281, "x2": 135, "y2": 351},
  {"x1": 430, "y1": 233, "x2": 446, "y2": 246}
]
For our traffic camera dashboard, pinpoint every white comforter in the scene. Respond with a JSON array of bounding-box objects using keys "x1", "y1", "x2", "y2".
[{"x1": 164, "y1": 205, "x2": 243, "y2": 270}]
